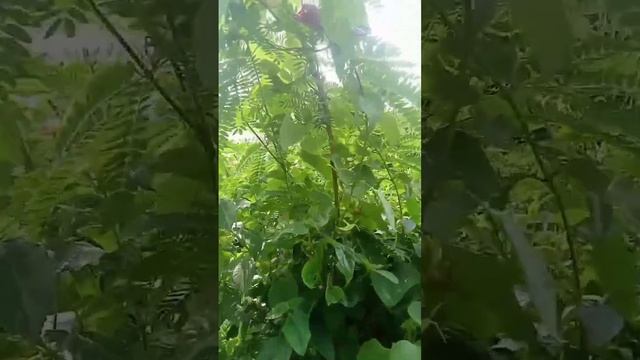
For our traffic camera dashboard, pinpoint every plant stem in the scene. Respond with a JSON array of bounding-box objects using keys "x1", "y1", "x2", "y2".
[
  {"x1": 502, "y1": 93, "x2": 585, "y2": 352},
  {"x1": 310, "y1": 61, "x2": 341, "y2": 223}
]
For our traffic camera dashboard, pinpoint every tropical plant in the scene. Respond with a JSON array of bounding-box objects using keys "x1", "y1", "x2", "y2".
[
  {"x1": 218, "y1": 0, "x2": 421, "y2": 359},
  {"x1": 424, "y1": 0, "x2": 640, "y2": 358},
  {"x1": 0, "y1": 0, "x2": 217, "y2": 359}
]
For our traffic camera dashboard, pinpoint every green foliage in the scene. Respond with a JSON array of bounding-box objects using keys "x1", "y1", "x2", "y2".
[
  {"x1": 219, "y1": 0, "x2": 421, "y2": 359},
  {"x1": 424, "y1": 0, "x2": 640, "y2": 358},
  {"x1": 0, "y1": 0, "x2": 216, "y2": 358}
]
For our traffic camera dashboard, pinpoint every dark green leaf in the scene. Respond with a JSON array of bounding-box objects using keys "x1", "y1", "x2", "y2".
[
  {"x1": 282, "y1": 306, "x2": 311, "y2": 355},
  {"x1": 0, "y1": 240, "x2": 56, "y2": 341},
  {"x1": 498, "y1": 211, "x2": 558, "y2": 338},
  {"x1": 578, "y1": 304, "x2": 624, "y2": 349}
]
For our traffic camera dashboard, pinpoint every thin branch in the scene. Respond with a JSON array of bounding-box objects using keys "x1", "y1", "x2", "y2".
[
  {"x1": 501, "y1": 91, "x2": 582, "y2": 301},
  {"x1": 84, "y1": 0, "x2": 217, "y2": 192}
]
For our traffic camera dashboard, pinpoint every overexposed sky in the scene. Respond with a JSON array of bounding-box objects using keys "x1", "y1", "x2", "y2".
[{"x1": 367, "y1": 0, "x2": 420, "y2": 78}]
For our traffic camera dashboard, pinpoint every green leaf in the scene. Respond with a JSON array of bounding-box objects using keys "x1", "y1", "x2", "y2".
[
  {"x1": 269, "y1": 272, "x2": 299, "y2": 307},
  {"x1": 58, "y1": 241, "x2": 105, "y2": 271},
  {"x1": 0, "y1": 240, "x2": 56, "y2": 341},
  {"x1": 300, "y1": 150, "x2": 332, "y2": 180},
  {"x1": 2, "y1": 24, "x2": 32, "y2": 43},
  {"x1": 375, "y1": 189, "x2": 396, "y2": 233},
  {"x1": 359, "y1": 92, "x2": 385, "y2": 127},
  {"x1": 373, "y1": 269, "x2": 399, "y2": 284},
  {"x1": 193, "y1": 0, "x2": 216, "y2": 88},
  {"x1": 379, "y1": 113, "x2": 401, "y2": 145},
  {"x1": 311, "y1": 319, "x2": 335, "y2": 360},
  {"x1": 282, "y1": 306, "x2": 311, "y2": 356},
  {"x1": 63, "y1": 18, "x2": 76, "y2": 37},
  {"x1": 371, "y1": 263, "x2": 419, "y2": 307},
  {"x1": 279, "y1": 115, "x2": 307, "y2": 150},
  {"x1": 257, "y1": 335, "x2": 293, "y2": 360},
  {"x1": 302, "y1": 249, "x2": 323, "y2": 289},
  {"x1": 219, "y1": 198, "x2": 237, "y2": 230},
  {"x1": 578, "y1": 304, "x2": 624, "y2": 349},
  {"x1": 426, "y1": 244, "x2": 534, "y2": 340},
  {"x1": 498, "y1": 211, "x2": 558, "y2": 338},
  {"x1": 67, "y1": 7, "x2": 88, "y2": 23},
  {"x1": 451, "y1": 131, "x2": 500, "y2": 200},
  {"x1": 325, "y1": 284, "x2": 346, "y2": 306},
  {"x1": 389, "y1": 340, "x2": 420, "y2": 360},
  {"x1": 334, "y1": 245, "x2": 355, "y2": 284},
  {"x1": 407, "y1": 301, "x2": 421, "y2": 325},
  {"x1": 424, "y1": 181, "x2": 477, "y2": 241},
  {"x1": 153, "y1": 175, "x2": 208, "y2": 213},
  {"x1": 509, "y1": 0, "x2": 573, "y2": 75},
  {"x1": 357, "y1": 339, "x2": 390, "y2": 360},
  {"x1": 592, "y1": 235, "x2": 638, "y2": 318}
]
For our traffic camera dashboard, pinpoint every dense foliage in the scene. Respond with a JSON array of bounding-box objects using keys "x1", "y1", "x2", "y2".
[
  {"x1": 424, "y1": 0, "x2": 640, "y2": 358},
  {"x1": 218, "y1": 0, "x2": 421, "y2": 359},
  {"x1": 0, "y1": 0, "x2": 217, "y2": 358}
]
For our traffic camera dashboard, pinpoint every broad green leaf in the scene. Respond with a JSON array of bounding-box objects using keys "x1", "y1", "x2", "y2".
[
  {"x1": 325, "y1": 284, "x2": 346, "y2": 306},
  {"x1": 373, "y1": 269, "x2": 399, "y2": 284},
  {"x1": 498, "y1": 211, "x2": 558, "y2": 338},
  {"x1": 375, "y1": 189, "x2": 396, "y2": 233},
  {"x1": 257, "y1": 335, "x2": 292, "y2": 360},
  {"x1": 334, "y1": 245, "x2": 355, "y2": 284},
  {"x1": 592, "y1": 235, "x2": 638, "y2": 318},
  {"x1": 57, "y1": 241, "x2": 105, "y2": 271},
  {"x1": 357, "y1": 339, "x2": 390, "y2": 360},
  {"x1": 311, "y1": 319, "x2": 335, "y2": 360},
  {"x1": 0, "y1": 240, "x2": 56, "y2": 341},
  {"x1": 426, "y1": 244, "x2": 535, "y2": 340},
  {"x1": 302, "y1": 249, "x2": 323, "y2": 289},
  {"x1": 282, "y1": 307, "x2": 311, "y2": 355},
  {"x1": 300, "y1": 150, "x2": 332, "y2": 179},
  {"x1": 407, "y1": 301, "x2": 421, "y2": 325},
  {"x1": 280, "y1": 115, "x2": 307, "y2": 150},
  {"x1": 269, "y1": 272, "x2": 299, "y2": 307},
  {"x1": 379, "y1": 113, "x2": 401, "y2": 145},
  {"x1": 389, "y1": 340, "x2": 420, "y2": 360},
  {"x1": 451, "y1": 131, "x2": 500, "y2": 200},
  {"x1": 578, "y1": 304, "x2": 624, "y2": 349},
  {"x1": 509, "y1": 0, "x2": 572, "y2": 75},
  {"x1": 371, "y1": 263, "x2": 419, "y2": 307},
  {"x1": 424, "y1": 181, "x2": 477, "y2": 241},
  {"x1": 194, "y1": 0, "x2": 216, "y2": 88}
]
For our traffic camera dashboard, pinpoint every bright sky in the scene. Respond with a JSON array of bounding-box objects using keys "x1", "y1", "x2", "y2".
[{"x1": 367, "y1": 0, "x2": 421, "y2": 79}]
